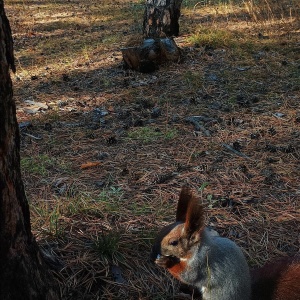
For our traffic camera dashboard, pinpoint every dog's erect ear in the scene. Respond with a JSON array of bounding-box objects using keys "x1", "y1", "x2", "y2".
[
  {"x1": 176, "y1": 186, "x2": 193, "y2": 222},
  {"x1": 184, "y1": 191, "x2": 205, "y2": 238}
]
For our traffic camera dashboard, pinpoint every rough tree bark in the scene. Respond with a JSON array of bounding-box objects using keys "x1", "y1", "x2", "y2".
[
  {"x1": 143, "y1": 0, "x2": 183, "y2": 38},
  {"x1": 0, "y1": 2, "x2": 59, "y2": 299}
]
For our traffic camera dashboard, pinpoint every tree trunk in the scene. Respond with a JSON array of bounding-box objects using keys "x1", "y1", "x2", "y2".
[
  {"x1": 0, "y1": 2, "x2": 59, "y2": 299},
  {"x1": 143, "y1": 0, "x2": 183, "y2": 38}
]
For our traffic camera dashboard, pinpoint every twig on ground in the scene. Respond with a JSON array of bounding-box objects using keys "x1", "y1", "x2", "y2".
[{"x1": 222, "y1": 143, "x2": 252, "y2": 160}]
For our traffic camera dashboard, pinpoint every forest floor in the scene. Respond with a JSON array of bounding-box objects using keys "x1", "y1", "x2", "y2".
[{"x1": 5, "y1": 0, "x2": 300, "y2": 299}]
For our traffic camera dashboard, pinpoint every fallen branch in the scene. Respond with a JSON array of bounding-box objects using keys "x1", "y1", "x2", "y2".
[
  {"x1": 222, "y1": 143, "x2": 252, "y2": 160},
  {"x1": 23, "y1": 132, "x2": 43, "y2": 140},
  {"x1": 185, "y1": 116, "x2": 211, "y2": 136}
]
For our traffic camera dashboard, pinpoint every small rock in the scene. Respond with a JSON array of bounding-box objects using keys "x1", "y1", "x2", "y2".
[
  {"x1": 24, "y1": 100, "x2": 49, "y2": 114},
  {"x1": 111, "y1": 265, "x2": 126, "y2": 284},
  {"x1": 52, "y1": 178, "x2": 68, "y2": 195},
  {"x1": 133, "y1": 119, "x2": 144, "y2": 127},
  {"x1": 19, "y1": 121, "x2": 33, "y2": 130},
  {"x1": 58, "y1": 100, "x2": 68, "y2": 107},
  {"x1": 92, "y1": 107, "x2": 109, "y2": 120},
  {"x1": 97, "y1": 152, "x2": 109, "y2": 160},
  {"x1": 151, "y1": 107, "x2": 161, "y2": 118},
  {"x1": 236, "y1": 66, "x2": 251, "y2": 71},
  {"x1": 207, "y1": 73, "x2": 218, "y2": 81},
  {"x1": 95, "y1": 181, "x2": 106, "y2": 188},
  {"x1": 273, "y1": 112, "x2": 285, "y2": 118}
]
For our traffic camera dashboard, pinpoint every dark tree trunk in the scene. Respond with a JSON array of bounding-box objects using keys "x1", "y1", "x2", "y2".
[
  {"x1": 0, "y1": 2, "x2": 59, "y2": 299},
  {"x1": 143, "y1": 0, "x2": 183, "y2": 38}
]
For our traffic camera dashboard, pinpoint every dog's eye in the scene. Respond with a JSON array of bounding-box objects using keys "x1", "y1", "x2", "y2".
[{"x1": 169, "y1": 239, "x2": 178, "y2": 246}]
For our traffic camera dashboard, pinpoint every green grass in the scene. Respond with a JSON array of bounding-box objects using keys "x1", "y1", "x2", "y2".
[
  {"x1": 128, "y1": 126, "x2": 178, "y2": 143},
  {"x1": 30, "y1": 200, "x2": 66, "y2": 237},
  {"x1": 21, "y1": 154, "x2": 55, "y2": 176},
  {"x1": 21, "y1": 154, "x2": 72, "y2": 176},
  {"x1": 93, "y1": 232, "x2": 122, "y2": 260},
  {"x1": 54, "y1": 188, "x2": 125, "y2": 217},
  {"x1": 98, "y1": 186, "x2": 123, "y2": 201},
  {"x1": 48, "y1": 204, "x2": 64, "y2": 237},
  {"x1": 188, "y1": 27, "x2": 238, "y2": 49},
  {"x1": 65, "y1": 192, "x2": 93, "y2": 215},
  {"x1": 128, "y1": 201, "x2": 153, "y2": 216},
  {"x1": 184, "y1": 70, "x2": 204, "y2": 89},
  {"x1": 93, "y1": 187, "x2": 125, "y2": 214},
  {"x1": 290, "y1": 66, "x2": 300, "y2": 90}
]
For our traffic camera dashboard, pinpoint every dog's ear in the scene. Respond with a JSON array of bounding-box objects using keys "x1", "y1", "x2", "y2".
[{"x1": 176, "y1": 186, "x2": 193, "y2": 222}]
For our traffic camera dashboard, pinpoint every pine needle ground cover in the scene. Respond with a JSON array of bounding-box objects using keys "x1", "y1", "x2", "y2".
[{"x1": 6, "y1": 0, "x2": 300, "y2": 298}]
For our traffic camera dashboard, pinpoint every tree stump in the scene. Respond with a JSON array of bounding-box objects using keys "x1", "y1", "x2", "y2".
[
  {"x1": 143, "y1": 0, "x2": 183, "y2": 38},
  {"x1": 121, "y1": 37, "x2": 181, "y2": 73},
  {"x1": 122, "y1": 0, "x2": 183, "y2": 72}
]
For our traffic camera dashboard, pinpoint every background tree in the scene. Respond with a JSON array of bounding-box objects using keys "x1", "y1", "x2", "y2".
[
  {"x1": 0, "y1": 2, "x2": 59, "y2": 299},
  {"x1": 143, "y1": 0, "x2": 183, "y2": 38}
]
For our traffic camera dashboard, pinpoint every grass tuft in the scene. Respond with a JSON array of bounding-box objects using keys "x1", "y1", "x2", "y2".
[
  {"x1": 93, "y1": 232, "x2": 122, "y2": 260},
  {"x1": 128, "y1": 126, "x2": 178, "y2": 143},
  {"x1": 188, "y1": 27, "x2": 238, "y2": 49}
]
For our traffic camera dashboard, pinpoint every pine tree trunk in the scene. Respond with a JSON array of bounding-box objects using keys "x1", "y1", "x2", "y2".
[
  {"x1": 143, "y1": 0, "x2": 183, "y2": 38},
  {"x1": 0, "y1": 2, "x2": 59, "y2": 299}
]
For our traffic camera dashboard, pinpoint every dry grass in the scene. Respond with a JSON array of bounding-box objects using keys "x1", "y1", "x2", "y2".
[{"x1": 5, "y1": 0, "x2": 300, "y2": 299}]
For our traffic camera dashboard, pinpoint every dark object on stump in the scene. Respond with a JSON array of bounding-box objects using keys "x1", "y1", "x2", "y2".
[
  {"x1": 121, "y1": 37, "x2": 181, "y2": 73},
  {"x1": 143, "y1": 0, "x2": 183, "y2": 38}
]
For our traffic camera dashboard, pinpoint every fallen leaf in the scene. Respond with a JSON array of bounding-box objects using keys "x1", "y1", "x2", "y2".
[{"x1": 80, "y1": 161, "x2": 101, "y2": 169}]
